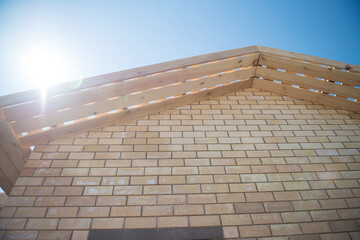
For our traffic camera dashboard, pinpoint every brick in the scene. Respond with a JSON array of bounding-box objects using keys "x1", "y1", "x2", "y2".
[
  {"x1": 66, "y1": 196, "x2": 96, "y2": 206},
  {"x1": 245, "y1": 192, "x2": 274, "y2": 202},
  {"x1": 238, "y1": 225, "x2": 271, "y2": 238},
  {"x1": 204, "y1": 204, "x2": 234, "y2": 214},
  {"x1": 221, "y1": 214, "x2": 251, "y2": 225},
  {"x1": 117, "y1": 168, "x2": 144, "y2": 176},
  {"x1": 131, "y1": 176, "x2": 157, "y2": 185},
  {"x1": 111, "y1": 206, "x2": 141, "y2": 217},
  {"x1": 174, "y1": 205, "x2": 204, "y2": 215},
  {"x1": 58, "y1": 218, "x2": 91, "y2": 229},
  {"x1": 235, "y1": 202, "x2": 265, "y2": 213},
  {"x1": 173, "y1": 185, "x2": 201, "y2": 194},
  {"x1": 251, "y1": 213, "x2": 282, "y2": 224},
  {"x1": 310, "y1": 210, "x2": 340, "y2": 221},
  {"x1": 223, "y1": 226, "x2": 239, "y2": 238},
  {"x1": 199, "y1": 166, "x2": 225, "y2": 175},
  {"x1": 35, "y1": 197, "x2": 65, "y2": 206},
  {"x1": 327, "y1": 189, "x2": 353, "y2": 198},
  {"x1": 338, "y1": 209, "x2": 360, "y2": 219},
  {"x1": 281, "y1": 211, "x2": 311, "y2": 223},
  {"x1": 102, "y1": 177, "x2": 129, "y2": 185},
  {"x1": 158, "y1": 216, "x2": 188, "y2": 228},
  {"x1": 319, "y1": 199, "x2": 347, "y2": 209},
  {"x1": 143, "y1": 206, "x2": 172, "y2": 216},
  {"x1": 68, "y1": 152, "x2": 94, "y2": 159},
  {"x1": 84, "y1": 186, "x2": 113, "y2": 195},
  {"x1": 225, "y1": 166, "x2": 251, "y2": 174},
  {"x1": 26, "y1": 219, "x2": 59, "y2": 230},
  {"x1": 54, "y1": 186, "x2": 83, "y2": 195},
  {"x1": 257, "y1": 182, "x2": 284, "y2": 191},
  {"x1": 78, "y1": 160, "x2": 104, "y2": 167},
  {"x1": 114, "y1": 186, "x2": 142, "y2": 195},
  {"x1": 301, "y1": 190, "x2": 328, "y2": 200},
  {"x1": 241, "y1": 174, "x2": 267, "y2": 182},
  {"x1": 144, "y1": 185, "x2": 171, "y2": 194},
  {"x1": 292, "y1": 200, "x2": 321, "y2": 211},
  {"x1": 301, "y1": 222, "x2": 332, "y2": 234},
  {"x1": 61, "y1": 168, "x2": 89, "y2": 176},
  {"x1": 37, "y1": 231, "x2": 72, "y2": 240},
  {"x1": 46, "y1": 207, "x2": 78, "y2": 217},
  {"x1": 189, "y1": 216, "x2": 220, "y2": 227},
  {"x1": 158, "y1": 195, "x2": 186, "y2": 205},
  {"x1": 44, "y1": 177, "x2": 73, "y2": 186},
  {"x1": 270, "y1": 224, "x2": 302, "y2": 236},
  {"x1": 127, "y1": 196, "x2": 156, "y2": 205},
  {"x1": 33, "y1": 168, "x2": 61, "y2": 176},
  {"x1": 15, "y1": 177, "x2": 44, "y2": 186},
  {"x1": 14, "y1": 207, "x2": 47, "y2": 217},
  {"x1": 73, "y1": 177, "x2": 101, "y2": 185},
  {"x1": 329, "y1": 220, "x2": 359, "y2": 232},
  {"x1": 0, "y1": 219, "x2": 27, "y2": 230},
  {"x1": 265, "y1": 201, "x2": 293, "y2": 212},
  {"x1": 24, "y1": 187, "x2": 54, "y2": 196},
  {"x1": 78, "y1": 206, "x2": 110, "y2": 217},
  {"x1": 132, "y1": 159, "x2": 157, "y2": 167},
  {"x1": 284, "y1": 181, "x2": 311, "y2": 190},
  {"x1": 125, "y1": 217, "x2": 156, "y2": 229},
  {"x1": 92, "y1": 218, "x2": 124, "y2": 229},
  {"x1": 202, "y1": 184, "x2": 229, "y2": 193}
]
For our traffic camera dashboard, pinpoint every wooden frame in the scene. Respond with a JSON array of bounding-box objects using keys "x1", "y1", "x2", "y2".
[{"x1": 0, "y1": 45, "x2": 359, "y2": 194}]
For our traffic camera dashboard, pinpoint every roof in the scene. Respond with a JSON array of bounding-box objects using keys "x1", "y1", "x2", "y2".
[{"x1": 0, "y1": 45, "x2": 359, "y2": 193}]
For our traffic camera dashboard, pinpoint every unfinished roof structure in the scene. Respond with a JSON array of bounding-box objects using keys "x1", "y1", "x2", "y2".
[{"x1": 0, "y1": 46, "x2": 359, "y2": 239}]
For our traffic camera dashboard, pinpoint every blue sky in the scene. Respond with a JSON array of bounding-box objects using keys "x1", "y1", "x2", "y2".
[{"x1": 0, "y1": 0, "x2": 359, "y2": 96}]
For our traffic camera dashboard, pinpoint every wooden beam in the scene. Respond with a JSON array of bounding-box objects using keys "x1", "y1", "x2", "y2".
[
  {"x1": 256, "y1": 67, "x2": 360, "y2": 99},
  {"x1": 3, "y1": 54, "x2": 259, "y2": 123},
  {"x1": 19, "y1": 79, "x2": 253, "y2": 147},
  {"x1": 0, "y1": 46, "x2": 259, "y2": 108},
  {"x1": 0, "y1": 167, "x2": 13, "y2": 195},
  {"x1": 259, "y1": 54, "x2": 360, "y2": 86},
  {"x1": 11, "y1": 67, "x2": 256, "y2": 134},
  {"x1": 0, "y1": 111, "x2": 27, "y2": 172},
  {"x1": 257, "y1": 46, "x2": 360, "y2": 73},
  {"x1": 253, "y1": 78, "x2": 360, "y2": 113}
]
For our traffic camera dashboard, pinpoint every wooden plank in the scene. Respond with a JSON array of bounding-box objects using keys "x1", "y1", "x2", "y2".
[
  {"x1": 253, "y1": 78, "x2": 360, "y2": 113},
  {"x1": 0, "y1": 46, "x2": 259, "y2": 108},
  {"x1": 257, "y1": 45, "x2": 360, "y2": 72},
  {"x1": 3, "y1": 54, "x2": 259, "y2": 122},
  {"x1": 0, "y1": 111, "x2": 27, "y2": 172},
  {"x1": 11, "y1": 67, "x2": 256, "y2": 133},
  {"x1": 19, "y1": 78, "x2": 253, "y2": 147},
  {"x1": 259, "y1": 54, "x2": 360, "y2": 86},
  {"x1": 0, "y1": 145, "x2": 19, "y2": 184},
  {"x1": 0, "y1": 167, "x2": 13, "y2": 195},
  {"x1": 256, "y1": 67, "x2": 360, "y2": 99}
]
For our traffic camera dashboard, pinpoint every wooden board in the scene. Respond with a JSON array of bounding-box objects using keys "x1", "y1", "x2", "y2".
[
  {"x1": 19, "y1": 79, "x2": 253, "y2": 147},
  {"x1": 258, "y1": 54, "x2": 360, "y2": 86},
  {"x1": 256, "y1": 67, "x2": 360, "y2": 99},
  {"x1": 0, "y1": 46, "x2": 259, "y2": 108},
  {"x1": 253, "y1": 78, "x2": 360, "y2": 113},
  {"x1": 0, "y1": 111, "x2": 27, "y2": 172},
  {"x1": 0, "y1": 167, "x2": 13, "y2": 195},
  {"x1": 257, "y1": 45, "x2": 360, "y2": 73},
  {"x1": 3, "y1": 54, "x2": 259, "y2": 123},
  {"x1": 11, "y1": 67, "x2": 256, "y2": 133}
]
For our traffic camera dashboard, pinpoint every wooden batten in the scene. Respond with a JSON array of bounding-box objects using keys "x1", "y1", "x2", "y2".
[
  {"x1": 19, "y1": 79, "x2": 253, "y2": 147},
  {"x1": 253, "y1": 78, "x2": 360, "y2": 113},
  {"x1": 0, "y1": 110, "x2": 28, "y2": 194}
]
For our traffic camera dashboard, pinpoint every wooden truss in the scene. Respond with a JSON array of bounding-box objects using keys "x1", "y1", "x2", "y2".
[{"x1": 0, "y1": 45, "x2": 359, "y2": 193}]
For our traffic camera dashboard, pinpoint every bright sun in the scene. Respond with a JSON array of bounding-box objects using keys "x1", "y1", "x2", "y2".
[{"x1": 19, "y1": 44, "x2": 79, "y2": 92}]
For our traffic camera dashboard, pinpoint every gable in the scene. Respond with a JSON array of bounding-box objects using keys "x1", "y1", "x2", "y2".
[{"x1": 0, "y1": 45, "x2": 359, "y2": 193}]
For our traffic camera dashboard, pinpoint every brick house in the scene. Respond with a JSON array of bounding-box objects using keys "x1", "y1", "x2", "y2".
[{"x1": 0, "y1": 46, "x2": 359, "y2": 239}]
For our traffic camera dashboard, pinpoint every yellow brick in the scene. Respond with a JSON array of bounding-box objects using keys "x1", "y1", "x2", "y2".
[
  {"x1": 202, "y1": 184, "x2": 229, "y2": 193},
  {"x1": 111, "y1": 206, "x2": 141, "y2": 217},
  {"x1": 114, "y1": 186, "x2": 142, "y2": 195},
  {"x1": 190, "y1": 216, "x2": 220, "y2": 227},
  {"x1": 125, "y1": 217, "x2": 156, "y2": 229},
  {"x1": 144, "y1": 185, "x2": 172, "y2": 194},
  {"x1": 159, "y1": 176, "x2": 185, "y2": 184},
  {"x1": 143, "y1": 206, "x2": 172, "y2": 216},
  {"x1": 145, "y1": 167, "x2": 171, "y2": 175},
  {"x1": 158, "y1": 216, "x2": 188, "y2": 228},
  {"x1": 84, "y1": 186, "x2": 113, "y2": 195},
  {"x1": 174, "y1": 205, "x2": 204, "y2": 215},
  {"x1": 157, "y1": 195, "x2": 186, "y2": 205},
  {"x1": 127, "y1": 196, "x2": 156, "y2": 205},
  {"x1": 173, "y1": 185, "x2": 201, "y2": 194},
  {"x1": 92, "y1": 218, "x2": 124, "y2": 229}
]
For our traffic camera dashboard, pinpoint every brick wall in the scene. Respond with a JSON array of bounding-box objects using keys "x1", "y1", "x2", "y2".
[{"x1": 0, "y1": 88, "x2": 359, "y2": 239}]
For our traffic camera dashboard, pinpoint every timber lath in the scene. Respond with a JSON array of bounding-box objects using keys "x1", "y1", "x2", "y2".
[{"x1": 0, "y1": 45, "x2": 359, "y2": 193}]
